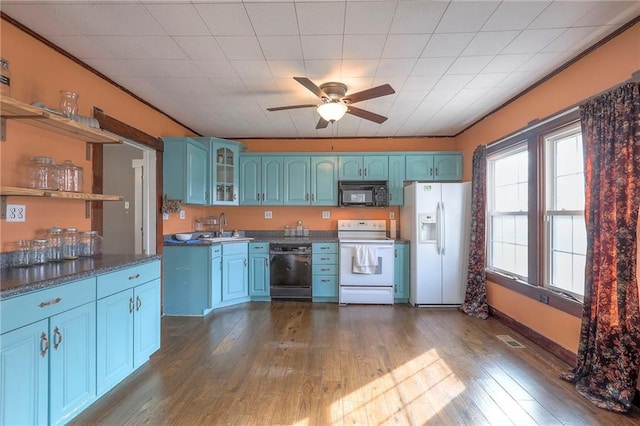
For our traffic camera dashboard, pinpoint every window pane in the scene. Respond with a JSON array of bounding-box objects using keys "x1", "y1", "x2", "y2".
[
  {"x1": 552, "y1": 251, "x2": 572, "y2": 287},
  {"x1": 492, "y1": 216, "x2": 503, "y2": 241},
  {"x1": 503, "y1": 216, "x2": 515, "y2": 244},
  {"x1": 556, "y1": 175, "x2": 582, "y2": 210},
  {"x1": 515, "y1": 216, "x2": 527, "y2": 245},
  {"x1": 573, "y1": 216, "x2": 586, "y2": 255},
  {"x1": 552, "y1": 216, "x2": 572, "y2": 252}
]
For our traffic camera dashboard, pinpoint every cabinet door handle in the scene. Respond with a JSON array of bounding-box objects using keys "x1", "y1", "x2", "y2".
[
  {"x1": 264, "y1": 258, "x2": 268, "y2": 267},
  {"x1": 136, "y1": 296, "x2": 142, "y2": 311},
  {"x1": 395, "y1": 249, "x2": 397, "y2": 257},
  {"x1": 39, "y1": 297, "x2": 62, "y2": 308},
  {"x1": 234, "y1": 193, "x2": 237, "y2": 200},
  {"x1": 256, "y1": 192, "x2": 260, "y2": 201},
  {"x1": 430, "y1": 168, "x2": 433, "y2": 176},
  {"x1": 311, "y1": 193, "x2": 315, "y2": 202},
  {"x1": 358, "y1": 168, "x2": 362, "y2": 176},
  {"x1": 390, "y1": 193, "x2": 393, "y2": 200},
  {"x1": 435, "y1": 168, "x2": 438, "y2": 176},
  {"x1": 53, "y1": 326, "x2": 63, "y2": 350},
  {"x1": 128, "y1": 273, "x2": 140, "y2": 280},
  {"x1": 262, "y1": 193, "x2": 265, "y2": 201},
  {"x1": 305, "y1": 193, "x2": 309, "y2": 201},
  {"x1": 244, "y1": 258, "x2": 248, "y2": 267},
  {"x1": 364, "y1": 168, "x2": 367, "y2": 176},
  {"x1": 40, "y1": 332, "x2": 49, "y2": 357},
  {"x1": 129, "y1": 297, "x2": 135, "y2": 314}
]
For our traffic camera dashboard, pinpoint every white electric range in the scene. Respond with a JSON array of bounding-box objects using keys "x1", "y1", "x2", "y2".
[{"x1": 337, "y1": 220, "x2": 395, "y2": 305}]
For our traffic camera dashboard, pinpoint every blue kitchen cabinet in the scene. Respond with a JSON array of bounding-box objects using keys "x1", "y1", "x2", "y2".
[
  {"x1": 96, "y1": 261, "x2": 161, "y2": 397},
  {"x1": 210, "y1": 138, "x2": 241, "y2": 205},
  {"x1": 312, "y1": 243, "x2": 338, "y2": 302},
  {"x1": 310, "y1": 156, "x2": 338, "y2": 205},
  {"x1": 283, "y1": 156, "x2": 311, "y2": 205},
  {"x1": 0, "y1": 277, "x2": 97, "y2": 426},
  {"x1": 338, "y1": 156, "x2": 388, "y2": 180},
  {"x1": 221, "y1": 243, "x2": 249, "y2": 306},
  {"x1": 405, "y1": 153, "x2": 462, "y2": 181},
  {"x1": 388, "y1": 155, "x2": 405, "y2": 206},
  {"x1": 394, "y1": 242, "x2": 409, "y2": 302},
  {"x1": 239, "y1": 155, "x2": 283, "y2": 205},
  {"x1": 163, "y1": 137, "x2": 209, "y2": 205},
  {"x1": 211, "y1": 245, "x2": 223, "y2": 309},
  {"x1": 249, "y1": 242, "x2": 270, "y2": 300}
]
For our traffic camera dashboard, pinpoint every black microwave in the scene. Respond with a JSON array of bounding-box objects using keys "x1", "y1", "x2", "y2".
[{"x1": 338, "y1": 181, "x2": 389, "y2": 207}]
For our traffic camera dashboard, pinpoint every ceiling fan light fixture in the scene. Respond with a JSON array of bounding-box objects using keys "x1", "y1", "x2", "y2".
[{"x1": 317, "y1": 102, "x2": 347, "y2": 122}]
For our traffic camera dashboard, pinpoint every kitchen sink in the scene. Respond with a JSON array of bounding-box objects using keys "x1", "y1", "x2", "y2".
[{"x1": 199, "y1": 236, "x2": 253, "y2": 243}]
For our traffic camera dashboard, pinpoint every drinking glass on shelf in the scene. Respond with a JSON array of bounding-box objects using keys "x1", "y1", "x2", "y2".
[{"x1": 59, "y1": 91, "x2": 79, "y2": 118}]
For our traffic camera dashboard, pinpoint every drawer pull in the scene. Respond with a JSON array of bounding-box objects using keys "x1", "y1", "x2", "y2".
[
  {"x1": 40, "y1": 332, "x2": 49, "y2": 357},
  {"x1": 321, "y1": 257, "x2": 330, "y2": 260},
  {"x1": 136, "y1": 296, "x2": 142, "y2": 311},
  {"x1": 129, "y1": 297, "x2": 135, "y2": 314},
  {"x1": 321, "y1": 268, "x2": 330, "y2": 272},
  {"x1": 53, "y1": 326, "x2": 63, "y2": 350},
  {"x1": 321, "y1": 279, "x2": 330, "y2": 283},
  {"x1": 39, "y1": 297, "x2": 62, "y2": 308},
  {"x1": 128, "y1": 273, "x2": 141, "y2": 280}
]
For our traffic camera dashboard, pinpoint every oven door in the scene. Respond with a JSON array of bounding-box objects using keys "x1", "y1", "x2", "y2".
[{"x1": 339, "y1": 241, "x2": 394, "y2": 286}]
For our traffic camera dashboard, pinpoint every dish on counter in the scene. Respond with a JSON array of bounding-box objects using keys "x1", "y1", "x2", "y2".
[{"x1": 174, "y1": 233, "x2": 193, "y2": 241}]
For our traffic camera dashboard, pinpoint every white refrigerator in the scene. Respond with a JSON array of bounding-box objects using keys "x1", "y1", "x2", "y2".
[{"x1": 400, "y1": 182, "x2": 471, "y2": 306}]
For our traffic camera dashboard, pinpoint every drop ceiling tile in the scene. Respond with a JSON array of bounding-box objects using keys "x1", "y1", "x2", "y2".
[
  {"x1": 344, "y1": 1, "x2": 396, "y2": 35},
  {"x1": 446, "y1": 56, "x2": 495, "y2": 75},
  {"x1": 216, "y1": 36, "x2": 265, "y2": 60},
  {"x1": 194, "y1": 60, "x2": 238, "y2": 79},
  {"x1": 575, "y1": 1, "x2": 640, "y2": 26},
  {"x1": 382, "y1": 35, "x2": 430, "y2": 59},
  {"x1": 462, "y1": 31, "x2": 520, "y2": 56},
  {"x1": 144, "y1": 59, "x2": 205, "y2": 78},
  {"x1": 341, "y1": 60, "x2": 379, "y2": 78},
  {"x1": 482, "y1": 1, "x2": 551, "y2": 31},
  {"x1": 194, "y1": 3, "x2": 254, "y2": 36},
  {"x1": 92, "y1": 3, "x2": 165, "y2": 36},
  {"x1": 435, "y1": 1, "x2": 500, "y2": 33},
  {"x1": 300, "y1": 36, "x2": 344, "y2": 60},
  {"x1": 231, "y1": 61, "x2": 274, "y2": 79},
  {"x1": 145, "y1": 3, "x2": 209, "y2": 36},
  {"x1": 258, "y1": 36, "x2": 304, "y2": 60},
  {"x1": 403, "y1": 75, "x2": 440, "y2": 91},
  {"x1": 502, "y1": 29, "x2": 565, "y2": 54},
  {"x1": 395, "y1": 89, "x2": 430, "y2": 103},
  {"x1": 422, "y1": 33, "x2": 476, "y2": 58},
  {"x1": 343, "y1": 35, "x2": 386, "y2": 59},
  {"x1": 174, "y1": 37, "x2": 226, "y2": 60},
  {"x1": 541, "y1": 26, "x2": 614, "y2": 53},
  {"x1": 465, "y1": 72, "x2": 509, "y2": 88},
  {"x1": 389, "y1": 1, "x2": 448, "y2": 34},
  {"x1": 497, "y1": 71, "x2": 539, "y2": 89},
  {"x1": 517, "y1": 52, "x2": 565, "y2": 72},
  {"x1": 268, "y1": 60, "x2": 307, "y2": 78},
  {"x1": 375, "y1": 59, "x2": 417, "y2": 78},
  {"x1": 483, "y1": 54, "x2": 533, "y2": 73},
  {"x1": 136, "y1": 37, "x2": 188, "y2": 59},
  {"x1": 245, "y1": 2, "x2": 299, "y2": 36},
  {"x1": 304, "y1": 60, "x2": 342, "y2": 81},
  {"x1": 411, "y1": 57, "x2": 456, "y2": 76},
  {"x1": 0, "y1": 4, "x2": 86, "y2": 36},
  {"x1": 46, "y1": 36, "x2": 99, "y2": 59},
  {"x1": 527, "y1": 1, "x2": 596, "y2": 29},
  {"x1": 433, "y1": 74, "x2": 475, "y2": 91},
  {"x1": 296, "y1": 2, "x2": 346, "y2": 35},
  {"x1": 146, "y1": 77, "x2": 212, "y2": 93}
]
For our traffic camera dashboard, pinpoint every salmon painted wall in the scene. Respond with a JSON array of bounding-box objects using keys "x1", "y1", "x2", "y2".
[
  {"x1": 455, "y1": 22, "x2": 640, "y2": 355},
  {"x1": 0, "y1": 19, "x2": 194, "y2": 251}
]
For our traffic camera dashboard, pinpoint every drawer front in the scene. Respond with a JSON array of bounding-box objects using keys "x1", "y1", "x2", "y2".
[
  {"x1": 222, "y1": 242, "x2": 248, "y2": 256},
  {"x1": 312, "y1": 243, "x2": 337, "y2": 254},
  {"x1": 312, "y1": 264, "x2": 337, "y2": 276},
  {"x1": 312, "y1": 275, "x2": 338, "y2": 297},
  {"x1": 249, "y1": 242, "x2": 269, "y2": 253},
  {"x1": 211, "y1": 245, "x2": 222, "y2": 257},
  {"x1": 1, "y1": 278, "x2": 96, "y2": 334},
  {"x1": 312, "y1": 253, "x2": 337, "y2": 264},
  {"x1": 97, "y1": 260, "x2": 161, "y2": 299}
]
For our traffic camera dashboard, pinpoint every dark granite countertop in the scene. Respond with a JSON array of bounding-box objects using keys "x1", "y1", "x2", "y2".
[
  {"x1": 163, "y1": 230, "x2": 339, "y2": 246},
  {"x1": 0, "y1": 254, "x2": 161, "y2": 300}
]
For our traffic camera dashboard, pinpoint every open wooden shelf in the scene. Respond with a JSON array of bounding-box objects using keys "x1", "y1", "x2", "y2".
[
  {"x1": 0, "y1": 186, "x2": 123, "y2": 201},
  {"x1": 1, "y1": 96, "x2": 121, "y2": 144}
]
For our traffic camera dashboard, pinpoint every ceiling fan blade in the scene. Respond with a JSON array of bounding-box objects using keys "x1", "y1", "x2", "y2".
[
  {"x1": 316, "y1": 118, "x2": 329, "y2": 129},
  {"x1": 266, "y1": 104, "x2": 317, "y2": 112},
  {"x1": 346, "y1": 105, "x2": 388, "y2": 124},
  {"x1": 343, "y1": 84, "x2": 395, "y2": 104},
  {"x1": 293, "y1": 77, "x2": 328, "y2": 100}
]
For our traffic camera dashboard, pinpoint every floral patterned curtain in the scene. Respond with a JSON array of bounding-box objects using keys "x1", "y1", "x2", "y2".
[
  {"x1": 460, "y1": 144, "x2": 489, "y2": 319},
  {"x1": 561, "y1": 82, "x2": 640, "y2": 412}
]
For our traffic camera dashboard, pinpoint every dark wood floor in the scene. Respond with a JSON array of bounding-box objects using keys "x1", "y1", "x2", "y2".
[{"x1": 71, "y1": 302, "x2": 640, "y2": 425}]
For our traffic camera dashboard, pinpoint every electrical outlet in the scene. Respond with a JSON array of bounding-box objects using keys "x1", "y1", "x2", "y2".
[
  {"x1": 539, "y1": 293, "x2": 549, "y2": 304},
  {"x1": 6, "y1": 204, "x2": 26, "y2": 222},
  {"x1": 124, "y1": 201, "x2": 130, "y2": 209},
  {"x1": 389, "y1": 212, "x2": 395, "y2": 220},
  {"x1": 162, "y1": 212, "x2": 169, "y2": 220},
  {"x1": 322, "y1": 211, "x2": 330, "y2": 219},
  {"x1": 179, "y1": 210, "x2": 186, "y2": 220},
  {"x1": 264, "y1": 211, "x2": 272, "y2": 219}
]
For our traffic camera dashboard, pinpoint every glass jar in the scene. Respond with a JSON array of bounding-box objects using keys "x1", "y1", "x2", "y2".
[
  {"x1": 27, "y1": 156, "x2": 59, "y2": 190},
  {"x1": 59, "y1": 91, "x2": 79, "y2": 118},
  {"x1": 296, "y1": 220, "x2": 303, "y2": 237},
  {"x1": 284, "y1": 225, "x2": 291, "y2": 237},
  {"x1": 47, "y1": 227, "x2": 64, "y2": 262},
  {"x1": 31, "y1": 239, "x2": 49, "y2": 264},
  {"x1": 79, "y1": 231, "x2": 102, "y2": 257},
  {"x1": 303, "y1": 226, "x2": 309, "y2": 237},
  {"x1": 0, "y1": 58, "x2": 11, "y2": 97},
  {"x1": 13, "y1": 240, "x2": 31, "y2": 267},
  {"x1": 63, "y1": 228, "x2": 79, "y2": 259},
  {"x1": 59, "y1": 160, "x2": 84, "y2": 192}
]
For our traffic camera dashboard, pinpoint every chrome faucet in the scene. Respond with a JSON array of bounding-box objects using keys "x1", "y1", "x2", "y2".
[{"x1": 218, "y1": 212, "x2": 228, "y2": 237}]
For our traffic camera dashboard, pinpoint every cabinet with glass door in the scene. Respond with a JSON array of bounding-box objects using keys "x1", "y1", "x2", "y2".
[{"x1": 210, "y1": 138, "x2": 241, "y2": 205}]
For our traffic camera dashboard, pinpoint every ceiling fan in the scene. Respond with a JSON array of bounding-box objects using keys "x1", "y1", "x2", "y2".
[{"x1": 267, "y1": 77, "x2": 395, "y2": 129}]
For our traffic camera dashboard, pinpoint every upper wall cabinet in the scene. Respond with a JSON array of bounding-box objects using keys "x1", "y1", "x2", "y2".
[
  {"x1": 405, "y1": 153, "x2": 462, "y2": 182},
  {"x1": 239, "y1": 155, "x2": 283, "y2": 205},
  {"x1": 388, "y1": 155, "x2": 405, "y2": 206},
  {"x1": 210, "y1": 138, "x2": 240, "y2": 205},
  {"x1": 338, "y1": 156, "x2": 388, "y2": 180},
  {"x1": 283, "y1": 155, "x2": 338, "y2": 206}
]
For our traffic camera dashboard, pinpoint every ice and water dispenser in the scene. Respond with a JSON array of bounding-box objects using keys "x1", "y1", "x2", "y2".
[{"x1": 418, "y1": 212, "x2": 437, "y2": 243}]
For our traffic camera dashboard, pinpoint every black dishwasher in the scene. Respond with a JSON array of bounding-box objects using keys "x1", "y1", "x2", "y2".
[{"x1": 269, "y1": 243, "x2": 312, "y2": 300}]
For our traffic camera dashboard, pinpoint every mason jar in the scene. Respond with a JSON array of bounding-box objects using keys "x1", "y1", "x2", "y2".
[
  {"x1": 31, "y1": 239, "x2": 49, "y2": 264},
  {"x1": 13, "y1": 240, "x2": 32, "y2": 267},
  {"x1": 63, "y1": 227, "x2": 79, "y2": 259},
  {"x1": 47, "y1": 227, "x2": 64, "y2": 262},
  {"x1": 27, "y1": 156, "x2": 59, "y2": 190},
  {"x1": 59, "y1": 160, "x2": 84, "y2": 192},
  {"x1": 79, "y1": 230, "x2": 102, "y2": 256}
]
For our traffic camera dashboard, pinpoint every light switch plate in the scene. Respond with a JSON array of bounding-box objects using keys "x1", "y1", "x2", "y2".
[
  {"x1": 264, "y1": 211, "x2": 272, "y2": 219},
  {"x1": 389, "y1": 212, "x2": 395, "y2": 220},
  {"x1": 322, "y1": 211, "x2": 330, "y2": 219},
  {"x1": 124, "y1": 201, "x2": 130, "y2": 209},
  {"x1": 179, "y1": 210, "x2": 186, "y2": 220},
  {"x1": 162, "y1": 212, "x2": 169, "y2": 220},
  {"x1": 6, "y1": 204, "x2": 26, "y2": 222}
]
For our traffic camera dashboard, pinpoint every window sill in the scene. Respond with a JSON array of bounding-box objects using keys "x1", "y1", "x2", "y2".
[{"x1": 486, "y1": 271, "x2": 583, "y2": 318}]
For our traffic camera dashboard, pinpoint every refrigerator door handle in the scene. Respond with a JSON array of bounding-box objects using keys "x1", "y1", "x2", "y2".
[
  {"x1": 441, "y1": 202, "x2": 446, "y2": 255},
  {"x1": 436, "y1": 202, "x2": 441, "y2": 254}
]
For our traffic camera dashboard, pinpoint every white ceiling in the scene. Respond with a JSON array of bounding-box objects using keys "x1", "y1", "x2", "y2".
[{"x1": 2, "y1": 1, "x2": 639, "y2": 138}]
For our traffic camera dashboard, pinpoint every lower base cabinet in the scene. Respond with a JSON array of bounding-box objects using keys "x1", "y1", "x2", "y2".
[
  {"x1": 394, "y1": 242, "x2": 409, "y2": 302},
  {"x1": 312, "y1": 243, "x2": 338, "y2": 302},
  {"x1": 220, "y1": 243, "x2": 249, "y2": 306},
  {"x1": 249, "y1": 242, "x2": 270, "y2": 301}
]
